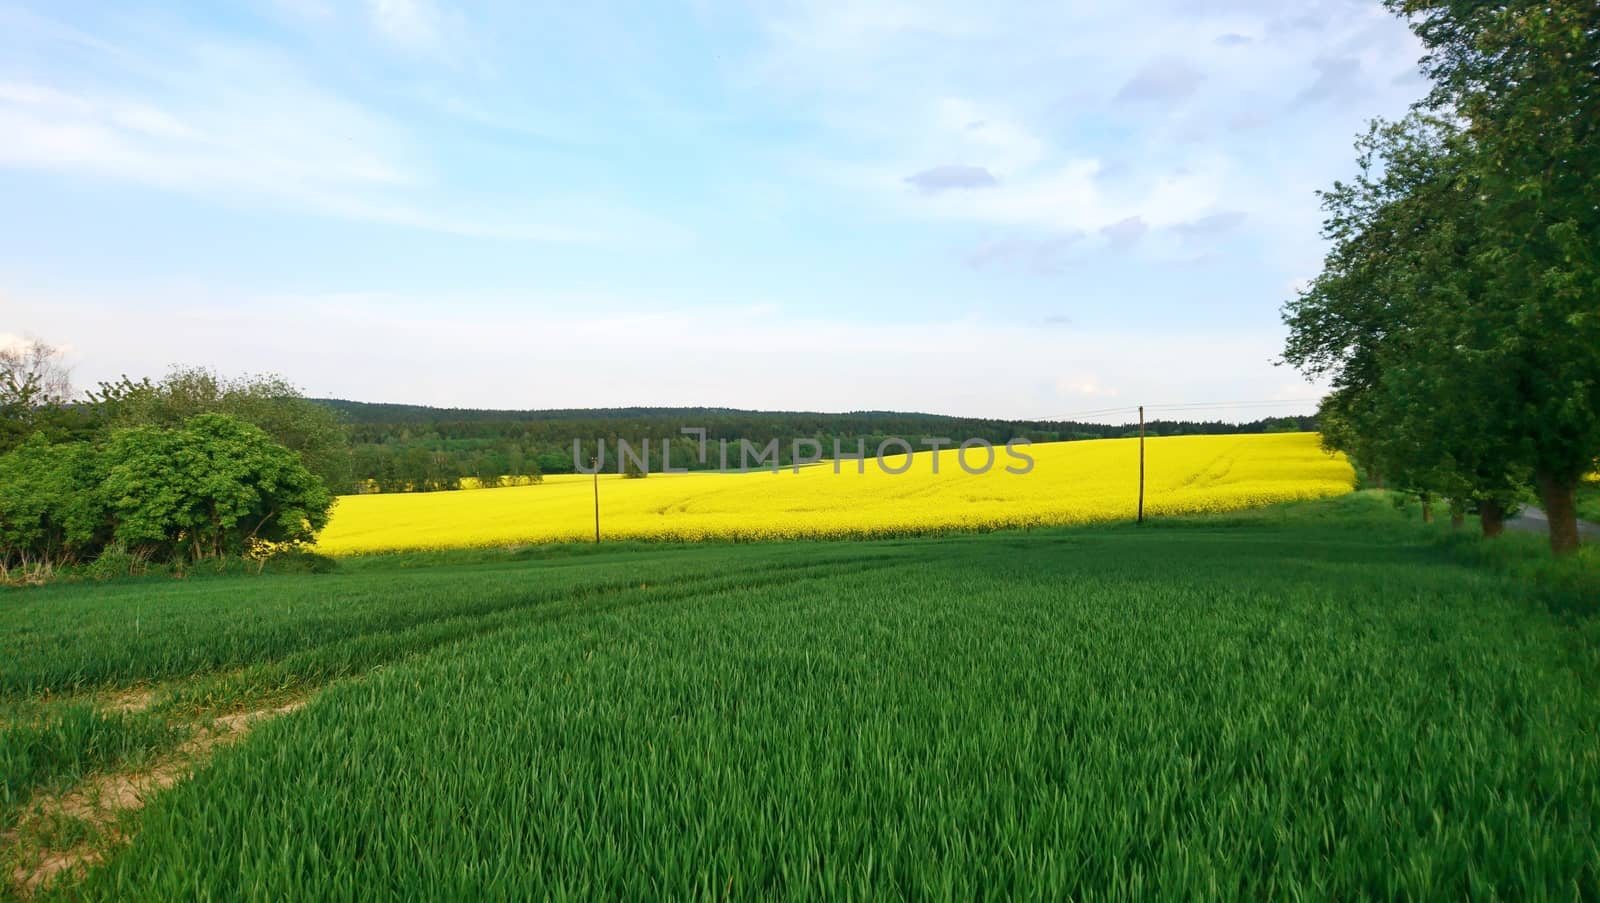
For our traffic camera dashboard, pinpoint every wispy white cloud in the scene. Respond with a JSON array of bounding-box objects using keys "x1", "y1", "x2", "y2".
[
  {"x1": 904, "y1": 164, "x2": 997, "y2": 193},
  {"x1": 1115, "y1": 58, "x2": 1206, "y2": 105},
  {"x1": 756, "y1": 0, "x2": 989, "y2": 58},
  {"x1": 963, "y1": 234, "x2": 1083, "y2": 275},
  {"x1": 1100, "y1": 216, "x2": 1149, "y2": 248},
  {"x1": 729, "y1": 0, "x2": 1425, "y2": 271},
  {"x1": 267, "y1": 0, "x2": 336, "y2": 22},
  {"x1": 364, "y1": 0, "x2": 472, "y2": 59},
  {"x1": 367, "y1": 0, "x2": 435, "y2": 47},
  {"x1": 894, "y1": 152, "x2": 1226, "y2": 236},
  {"x1": 0, "y1": 11, "x2": 623, "y2": 242}
]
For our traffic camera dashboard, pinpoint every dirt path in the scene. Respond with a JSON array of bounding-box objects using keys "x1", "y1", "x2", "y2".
[{"x1": 6, "y1": 699, "x2": 308, "y2": 897}]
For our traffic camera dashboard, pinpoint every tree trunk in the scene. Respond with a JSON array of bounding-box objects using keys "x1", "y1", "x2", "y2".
[
  {"x1": 1535, "y1": 470, "x2": 1581, "y2": 557},
  {"x1": 1370, "y1": 466, "x2": 1384, "y2": 490},
  {"x1": 1450, "y1": 508, "x2": 1464, "y2": 529},
  {"x1": 1480, "y1": 500, "x2": 1505, "y2": 538},
  {"x1": 1421, "y1": 498, "x2": 1433, "y2": 523}
]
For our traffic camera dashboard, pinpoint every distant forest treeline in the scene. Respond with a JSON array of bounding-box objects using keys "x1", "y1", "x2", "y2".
[{"x1": 318, "y1": 399, "x2": 1316, "y2": 493}]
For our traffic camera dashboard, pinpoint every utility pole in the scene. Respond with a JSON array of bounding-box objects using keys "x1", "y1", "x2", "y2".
[
  {"x1": 1137, "y1": 405, "x2": 1145, "y2": 525},
  {"x1": 591, "y1": 457, "x2": 600, "y2": 544}
]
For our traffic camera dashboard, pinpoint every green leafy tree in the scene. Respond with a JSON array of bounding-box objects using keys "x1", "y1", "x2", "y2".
[
  {"x1": 1386, "y1": 0, "x2": 1600, "y2": 553},
  {"x1": 98, "y1": 368, "x2": 353, "y2": 493},
  {"x1": 1314, "y1": 390, "x2": 1387, "y2": 490},
  {"x1": 1284, "y1": 87, "x2": 1596, "y2": 547},
  {"x1": 99, "y1": 414, "x2": 333, "y2": 562},
  {"x1": 0, "y1": 373, "x2": 50, "y2": 455},
  {"x1": 1286, "y1": 117, "x2": 1525, "y2": 534},
  {"x1": 0, "y1": 435, "x2": 109, "y2": 568}
]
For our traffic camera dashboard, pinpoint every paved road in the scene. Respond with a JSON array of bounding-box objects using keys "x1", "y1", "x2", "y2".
[{"x1": 1505, "y1": 506, "x2": 1600, "y2": 538}]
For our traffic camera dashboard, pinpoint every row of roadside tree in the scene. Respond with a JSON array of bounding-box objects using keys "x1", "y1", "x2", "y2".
[{"x1": 1282, "y1": 0, "x2": 1598, "y2": 555}]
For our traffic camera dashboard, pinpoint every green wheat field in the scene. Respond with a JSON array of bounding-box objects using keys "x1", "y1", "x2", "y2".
[{"x1": 2, "y1": 493, "x2": 1597, "y2": 899}]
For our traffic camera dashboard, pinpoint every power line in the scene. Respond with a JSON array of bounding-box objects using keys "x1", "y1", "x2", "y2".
[
  {"x1": 1056, "y1": 399, "x2": 1321, "y2": 420},
  {"x1": 1146, "y1": 403, "x2": 1316, "y2": 413},
  {"x1": 1054, "y1": 405, "x2": 1142, "y2": 419},
  {"x1": 1154, "y1": 400, "x2": 1311, "y2": 407}
]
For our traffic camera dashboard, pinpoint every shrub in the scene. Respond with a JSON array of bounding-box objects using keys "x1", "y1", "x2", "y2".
[
  {"x1": 0, "y1": 414, "x2": 333, "y2": 571},
  {"x1": 0, "y1": 434, "x2": 108, "y2": 569},
  {"x1": 100, "y1": 414, "x2": 333, "y2": 562}
]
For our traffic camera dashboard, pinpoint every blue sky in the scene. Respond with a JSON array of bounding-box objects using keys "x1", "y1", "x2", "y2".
[{"x1": 0, "y1": 0, "x2": 1426, "y2": 421}]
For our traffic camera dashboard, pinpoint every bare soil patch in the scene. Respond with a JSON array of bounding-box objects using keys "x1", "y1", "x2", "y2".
[{"x1": 6, "y1": 699, "x2": 307, "y2": 896}]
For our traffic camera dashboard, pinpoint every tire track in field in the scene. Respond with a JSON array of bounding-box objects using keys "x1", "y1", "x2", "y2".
[
  {"x1": 2, "y1": 550, "x2": 916, "y2": 698},
  {"x1": 4, "y1": 554, "x2": 921, "y2": 897},
  {"x1": 1174, "y1": 439, "x2": 1247, "y2": 491},
  {"x1": 5, "y1": 699, "x2": 308, "y2": 897}
]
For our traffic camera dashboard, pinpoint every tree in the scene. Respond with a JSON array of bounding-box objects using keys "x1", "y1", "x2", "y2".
[
  {"x1": 99, "y1": 414, "x2": 333, "y2": 562},
  {"x1": 506, "y1": 444, "x2": 526, "y2": 485},
  {"x1": 97, "y1": 367, "x2": 354, "y2": 493},
  {"x1": 1314, "y1": 390, "x2": 1386, "y2": 489},
  {"x1": 1289, "y1": 3, "x2": 1599, "y2": 554},
  {"x1": 1386, "y1": 0, "x2": 1600, "y2": 554},
  {"x1": 0, "y1": 338, "x2": 98, "y2": 453},
  {"x1": 1285, "y1": 116, "x2": 1528, "y2": 534},
  {"x1": 0, "y1": 337, "x2": 71, "y2": 406},
  {"x1": 0, "y1": 435, "x2": 109, "y2": 569}
]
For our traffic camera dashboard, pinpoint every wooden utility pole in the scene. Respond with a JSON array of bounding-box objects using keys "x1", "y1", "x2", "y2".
[
  {"x1": 591, "y1": 457, "x2": 601, "y2": 544},
  {"x1": 1137, "y1": 405, "x2": 1145, "y2": 525}
]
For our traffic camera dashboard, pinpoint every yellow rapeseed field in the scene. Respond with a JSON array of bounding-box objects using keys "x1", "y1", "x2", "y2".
[{"x1": 315, "y1": 432, "x2": 1353, "y2": 554}]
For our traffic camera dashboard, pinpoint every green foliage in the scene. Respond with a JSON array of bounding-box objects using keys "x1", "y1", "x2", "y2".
[
  {"x1": 0, "y1": 375, "x2": 60, "y2": 454},
  {"x1": 2, "y1": 497, "x2": 1592, "y2": 897},
  {"x1": 1579, "y1": 478, "x2": 1600, "y2": 523},
  {"x1": 0, "y1": 435, "x2": 110, "y2": 568},
  {"x1": 257, "y1": 548, "x2": 339, "y2": 575},
  {"x1": 0, "y1": 415, "x2": 332, "y2": 571},
  {"x1": 1286, "y1": 117, "x2": 1528, "y2": 511},
  {"x1": 79, "y1": 544, "x2": 148, "y2": 581},
  {"x1": 98, "y1": 367, "x2": 352, "y2": 492},
  {"x1": 100, "y1": 415, "x2": 333, "y2": 562},
  {"x1": 1285, "y1": 1, "x2": 1599, "y2": 553}
]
